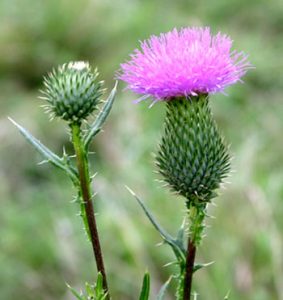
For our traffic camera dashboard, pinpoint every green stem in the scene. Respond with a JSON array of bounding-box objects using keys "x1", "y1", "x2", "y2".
[
  {"x1": 183, "y1": 204, "x2": 206, "y2": 300},
  {"x1": 176, "y1": 267, "x2": 185, "y2": 300},
  {"x1": 71, "y1": 123, "x2": 109, "y2": 299}
]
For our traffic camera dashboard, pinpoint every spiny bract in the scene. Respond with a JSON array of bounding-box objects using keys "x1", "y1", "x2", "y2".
[
  {"x1": 156, "y1": 95, "x2": 230, "y2": 203},
  {"x1": 41, "y1": 61, "x2": 104, "y2": 123}
]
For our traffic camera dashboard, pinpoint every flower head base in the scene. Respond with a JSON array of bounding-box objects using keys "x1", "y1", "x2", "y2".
[
  {"x1": 119, "y1": 27, "x2": 250, "y2": 100},
  {"x1": 41, "y1": 61, "x2": 104, "y2": 123},
  {"x1": 156, "y1": 95, "x2": 230, "y2": 203}
]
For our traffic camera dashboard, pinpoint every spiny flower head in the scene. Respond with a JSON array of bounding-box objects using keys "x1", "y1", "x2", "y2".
[
  {"x1": 156, "y1": 96, "x2": 230, "y2": 203},
  {"x1": 119, "y1": 27, "x2": 251, "y2": 100},
  {"x1": 41, "y1": 61, "x2": 104, "y2": 123}
]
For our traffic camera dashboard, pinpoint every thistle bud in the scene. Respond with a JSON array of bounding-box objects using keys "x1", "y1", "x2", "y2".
[
  {"x1": 156, "y1": 95, "x2": 230, "y2": 204},
  {"x1": 41, "y1": 61, "x2": 104, "y2": 123}
]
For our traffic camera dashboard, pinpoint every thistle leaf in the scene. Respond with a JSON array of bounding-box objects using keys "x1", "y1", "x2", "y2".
[
  {"x1": 174, "y1": 218, "x2": 186, "y2": 253},
  {"x1": 66, "y1": 274, "x2": 107, "y2": 300},
  {"x1": 139, "y1": 272, "x2": 150, "y2": 300},
  {"x1": 84, "y1": 81, "x2": 117, "y2": 148},
  {"x1": 9, "y1": 118, "x2": 79, "y2": 184},
  {"x1": 85, "y1": 282, "x2": 93, "y2": 295},
  {"x1": 156, "y1": 276, "x2": 172, "y2": 300},
  {"x1": 126, "y1": 186, "x2": 185, "y2": 262},
  {"x1": 66, "y1": 283, "x2": 84, "y2": 300},
  {"x1": 94, "y1": 273, "x2": 108, "y2": 299}
]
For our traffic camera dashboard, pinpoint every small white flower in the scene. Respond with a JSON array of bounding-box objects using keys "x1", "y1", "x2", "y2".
[{"x1": 68, "y1": 61, "x2": 90, "y2": 71}]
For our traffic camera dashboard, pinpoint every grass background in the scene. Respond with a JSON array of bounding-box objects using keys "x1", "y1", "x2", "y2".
[{"x1": 0, "y1": 0, "x2": 282, "y2": 299}]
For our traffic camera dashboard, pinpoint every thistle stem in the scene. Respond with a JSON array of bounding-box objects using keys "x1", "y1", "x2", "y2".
[
  {"x1": 183, "y1": 204, "x2": 206, "y2": 300},
  {"x1": 71, "y1": 123, "x2": 109, "y2": 298},
  {"x1": 183, "y1": 239, "x2": 196, "y2": 300}
]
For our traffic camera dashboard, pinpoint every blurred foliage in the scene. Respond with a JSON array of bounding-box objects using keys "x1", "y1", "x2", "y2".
[{"x1": 0, "y1": 0, "x2": 283, "y2": 299}]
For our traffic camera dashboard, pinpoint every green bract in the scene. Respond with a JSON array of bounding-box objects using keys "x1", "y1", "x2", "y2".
[
  {"x1": 41, "y1": 61, "x2": 104, "y2": 123},
  {"x1": 156, "y1": 95, "x2": 230, "y2": 204}
]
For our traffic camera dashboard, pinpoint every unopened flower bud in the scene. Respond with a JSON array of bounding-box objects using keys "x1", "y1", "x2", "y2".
[{"x1": 41, "y1": 61, "x2": 104, "y2": 123}]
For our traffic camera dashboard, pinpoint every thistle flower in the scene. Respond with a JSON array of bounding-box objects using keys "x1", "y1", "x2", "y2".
[
  {"x1": 119, "y1": 27, "x2": 251, "y2": 204},
  {"x1": 119, "y1": 27, "x2": 251, "y2": 298},
  {"x1": 119, "y1": 27, "x2": 250, "y2": 100},
  {"x1": 41, "y1": 61, "x2": 104, "y2": 123}
]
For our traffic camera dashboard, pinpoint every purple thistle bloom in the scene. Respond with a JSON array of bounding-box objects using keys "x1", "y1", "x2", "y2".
[{"x1": 119, "y1": 27, "x2": 251, "y2": 100}]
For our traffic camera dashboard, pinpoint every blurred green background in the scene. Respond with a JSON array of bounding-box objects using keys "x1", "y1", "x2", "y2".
[{"x1": 1, "y1": 0, "x2": 282, "y2": 299}]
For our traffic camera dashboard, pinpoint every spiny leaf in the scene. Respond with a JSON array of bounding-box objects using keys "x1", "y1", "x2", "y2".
[
  {"x1": 95, "y1": 273, "x2": 108, "y2": 299},
  {"x1": 85, "y1": 282, "x2": 94, "y2": 296},
  {"x1": 66, "y1": 283, "x2": 84, "y2": 300},
  {"x1": 156, "y1": 276, "x2": 172, "y2": 300},
  {"x1": 9, "y1": 118, "x2": 79, "y2": 185},
  {"x1": 84, "y1": 81, "x2": 117, "y2": 148},
  {"x1": 139, "y1": 272, "x2": 150, "y2": 300},
  {"x1": 66, "y1": 275, "x2": 107, "y2": 300},
  {"x1": 126, "y1": 186, "x2": 186, "y2": 262},
  {"x1": 174, "y1": 218, "x2": 186, "y2": 253}
]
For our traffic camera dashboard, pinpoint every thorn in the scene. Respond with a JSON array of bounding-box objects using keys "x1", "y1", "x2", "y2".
[
  {"x1": 181, "y1": 217, "x2": 186, "y2": 228},
  {"x1": 71, "y1": 197, "x2": 80, "y2": 204},
  {"x1": 8, "y1": 116, "x2": 16, "y2": 125},
  {"x1": 202, "y1": 261, "x2": 214, "y2": 268},
  {"x1": 192, "y1": 291, "x2": 199, "y2": 300},
  {"x1": 113, "y1": 80, "x2": 118, "y2": 90},
  {"x1": 224, "y1": 290, "x2": 231, "y2": 299},
  {"x1": 37, "y1": 160, "x2": 49, "y2": 165},
  {"x1": 163, "y1": 261, "x2": 178, "y2": 267},
  {"x1": 62, "y1": 146, "x2": 67, "y2": 156},
  {"x1": 91, "y1": 192, "x2": 98, "y2": 199},
  {"x1": 90, "y1": 172, "x2": 98, "y2": 179},
  {"x1": 208, "y1": 213, "x2": 216, "y2": 219},
  {"x1": 125, "y1": 185, "x2": 135, "y2": 196},
  {"x1": 156, "y1": 241, "x2": 165, "y2": 247}
]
